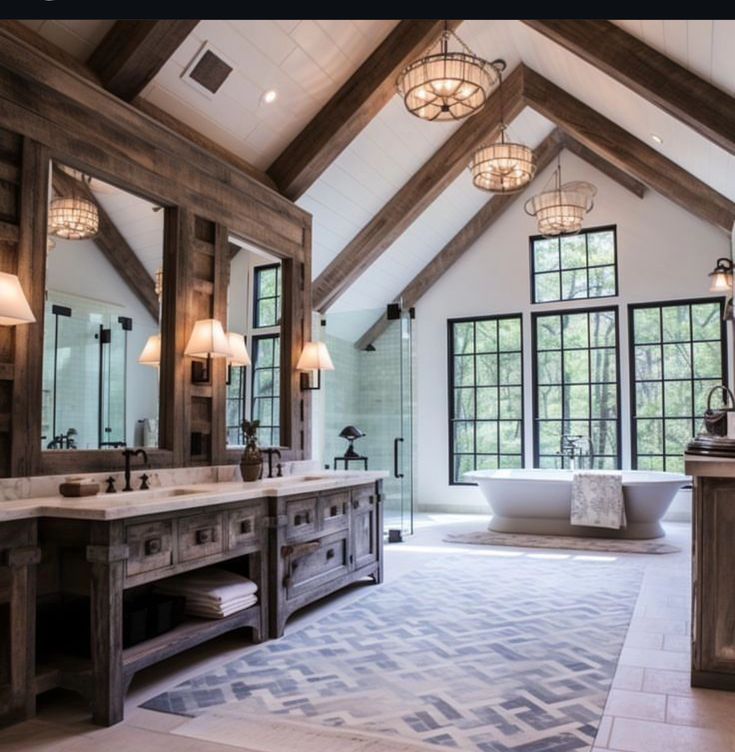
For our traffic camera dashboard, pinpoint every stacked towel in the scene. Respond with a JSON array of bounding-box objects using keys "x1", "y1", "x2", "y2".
[
  {"x1": 154, "y1": 568, "x2": 258, "y2": 619},
  {"x1": 570, "y1": 472, "x2": 626, "y2": 529}
]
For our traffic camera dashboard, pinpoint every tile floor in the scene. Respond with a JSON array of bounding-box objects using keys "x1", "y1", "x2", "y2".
[{"x1": 2, "y1": 514, "x2": 734, "y2": 752}]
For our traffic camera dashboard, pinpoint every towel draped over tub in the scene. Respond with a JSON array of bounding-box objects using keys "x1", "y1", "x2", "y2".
[{"x1": 570, "y1": 472, "x2": 626, "y2": 529}]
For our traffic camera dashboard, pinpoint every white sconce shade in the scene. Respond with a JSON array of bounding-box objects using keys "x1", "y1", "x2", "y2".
[
  {"x1": 0, "y1": 272, "x2": 36, "y2": 325},
  {"x1": 184, "y1": 319, "x2": 230, "y2": 358},
  {"x1": 138, "y1": 334, "x2": 161, "y2": 367},
  {"x1": 226, "y1": 332, "x2": 251, "y2": 366},
  {"x1": 296, "y1": 341, "x2": 335, "y2": 372},
  {"x1": 710, "y1": 271, "x2": 733, "y2": 293}
]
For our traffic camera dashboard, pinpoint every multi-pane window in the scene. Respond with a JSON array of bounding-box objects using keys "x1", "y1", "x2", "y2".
[
  {"x1": 531, "y1": 226, "x2": 617, "y2": 303},
  {"x1": 448, "y1": 315, "x2": 524, "y2": 484},
  {"x1": 533, "y1": 306, "x2": 620, "y2": 469},
  {"x1": 253, "y1": 264, "x2": 281, "y2": 329},
  {"x1": 630, "y1": 299, "x2": 726, "y2": 473},
  {"x1": 251, "y1": 334, "x2": 280, "y2": 447},
  {"x1": 226, "y1": 366, "x2": 246, "y2": 446}
]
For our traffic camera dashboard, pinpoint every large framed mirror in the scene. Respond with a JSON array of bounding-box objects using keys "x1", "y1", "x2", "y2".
[
  {"x1": 226, "y1": 238, "x2": 283, "y2": 449},
  {"x1": 42, "y1": 162, "x2": 163, "y2": 452}
]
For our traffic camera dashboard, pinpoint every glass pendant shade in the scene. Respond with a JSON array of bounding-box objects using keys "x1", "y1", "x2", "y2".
[
  {"x1": 184, "y1": 319, "x2": 230, "y2": 358},
  {"x1": 708, "y1": 258, "x2": 734, "y2": 292},
  {"x1": 396, "y1": 28, "x2": 499, "y2": 122},
  {"x1": 296, "y1": 341, "x2": 335, "y2": 372},
  {"x1": 48, "y1": 197, "x2": 99, "y2": 240},
  {"x1": 0, "y1": 272, "x2": 35, "y2": 326},
  {"x1": 138, "y1": 334, "x2": 161, "y2": 367},
  {"x1": 226, "y1": 332, "x2": 251, "y2": 366},
  {"x1": 524, "y1": 169, "x2": 597, "y2": 237},
  {"x1": 470, "y1": 139, "x2": 537, "y2": 193}
]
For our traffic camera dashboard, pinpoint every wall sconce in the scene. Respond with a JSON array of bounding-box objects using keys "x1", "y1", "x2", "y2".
[
  {"x1": 0, "y1": 272, "x2": 36, "y2": 325},
  {"x1": 296, "y1": 341, "x2": 334, "y2": 390},
  {"x1": 138, "y1": 333, "x2": 161, "y2": 367},
  {"x1": 226, "y1": 331, "x2": 250, "y2": 385},
  {"x1": 184, "y1": 318, "x2": 231, "y2": 383},
  {"x1": 709, "y1": 257, "x2": 733, "y2": 293}
]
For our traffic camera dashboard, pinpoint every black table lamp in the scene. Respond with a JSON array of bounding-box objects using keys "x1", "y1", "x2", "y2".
[{"x1": 339, "y1": 425, "x2": 365, "y2": 458}]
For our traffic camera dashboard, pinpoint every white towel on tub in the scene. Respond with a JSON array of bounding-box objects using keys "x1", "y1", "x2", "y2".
[{"x1": 570, "y1": 472, "x2": 626, "y2": 529}]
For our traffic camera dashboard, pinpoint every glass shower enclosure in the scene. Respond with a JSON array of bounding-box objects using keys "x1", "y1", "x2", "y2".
[{"x1": 323, "y1": 304, "x2": 414, "y2": 538}]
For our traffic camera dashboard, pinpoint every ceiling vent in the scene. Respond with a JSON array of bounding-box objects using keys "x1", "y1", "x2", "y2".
[{"x1": 182, "y1": 42, "x2": 234, "y2": 98}]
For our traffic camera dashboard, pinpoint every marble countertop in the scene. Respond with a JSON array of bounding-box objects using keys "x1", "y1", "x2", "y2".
[
  {"x1": 684, "y1": 454, "x2": 735, "y2": 478},
  {"x1": 0, "y1": 471, "x2": 388, "y2": 522}
]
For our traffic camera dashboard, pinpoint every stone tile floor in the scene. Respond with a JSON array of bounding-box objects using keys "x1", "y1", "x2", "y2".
[{"x1": 1, "y1": 514, "x2": 732, "y2": 752}]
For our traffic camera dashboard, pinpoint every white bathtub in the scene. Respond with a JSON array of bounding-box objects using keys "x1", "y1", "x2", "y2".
[{"x1": 464, "y1": 469, "x2": 689, "y2": 539}]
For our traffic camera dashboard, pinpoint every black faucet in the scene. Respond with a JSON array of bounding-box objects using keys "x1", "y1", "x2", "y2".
[
  {"x1": 122, "y1": 448, "x2": 148, "y2": 492},
  {"x1": 262, "y1": 447, "x2": 282, "y2": 479}
]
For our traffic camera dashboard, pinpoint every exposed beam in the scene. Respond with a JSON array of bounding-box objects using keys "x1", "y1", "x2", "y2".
[
  {"x1": 563, "y1": 134, "x2": 646, "y2": 198},
  {"x1": 355, "y1": 129, "x2": 565, "y2": 350},
  {"x1": 133, "y1": 98, "x2": 277, "y2": 190},
  {"x1": 522, "y1": 65, "x2": 735, "y2": 232},
  {"x1": 267, "y1": 19, "x2": 462, "y2": 200},
  {"x1": 52, "y1": 169, "x2": 160, "y2": 323},
  {"x1": 313, "y1": 64, "x2": 525, "y2": 314},
  {"x1": 522, "y1": 20, "x2": 735, "y2": 156},
  {"x1": 88, "y1": 20, "x2": 199, "y2": 101}
]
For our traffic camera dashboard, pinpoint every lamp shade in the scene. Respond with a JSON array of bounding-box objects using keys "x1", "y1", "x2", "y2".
[
  {"x1": 184, "y1": 318, "x2": 230, "y2": 358},
  {"x1": 708, "y1": 258, "x2": 734, "y2": 293},
  {"x1": 296, "y1": 341, "x2": 335, "y2": 371},
  {"x1": 138, "y1": 334, "x2": 161, "y2": 366},
  {"x1": 0, "y1": 272, "x2": 35, "y2": 325},
  {"x1": 226, "y1": 332, "x2": 251, "y2": 366},
  {"x1": 339, "y1": 425, "x2": 365, "y2": 441}
]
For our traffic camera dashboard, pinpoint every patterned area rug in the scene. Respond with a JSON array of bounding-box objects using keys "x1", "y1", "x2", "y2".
[
  {"x1": 445, "y1": 530, "x2": 680, "y2": 554},
  {"x1": 143, "y1": 556, "x2": 643, "y2": 752}
]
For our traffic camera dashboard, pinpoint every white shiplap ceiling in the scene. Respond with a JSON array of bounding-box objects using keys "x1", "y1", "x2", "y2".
[{"x1": 23, "y1": 19, "x2": 735, "y2": 342}]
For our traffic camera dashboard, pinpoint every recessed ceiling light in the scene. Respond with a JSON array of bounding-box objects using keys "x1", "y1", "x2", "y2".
[
  {"x1": 263, "y1": 90, "x2": 277, "y2": 104},
  {"x1": 650, "y1": 133, "x2": 663, "y2": 144}
]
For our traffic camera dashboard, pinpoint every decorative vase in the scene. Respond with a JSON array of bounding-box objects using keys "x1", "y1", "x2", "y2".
[{"x1": 240, "y1": 444, "x2": 262, "y2": 482}]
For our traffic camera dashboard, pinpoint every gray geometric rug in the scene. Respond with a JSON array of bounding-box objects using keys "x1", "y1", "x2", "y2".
[
  {"x1": 143, "y1": 555, "x2": 643, "y2": 752},
  {"x1": 445, "y1": 530, "x2": 680, "y2": 554}
]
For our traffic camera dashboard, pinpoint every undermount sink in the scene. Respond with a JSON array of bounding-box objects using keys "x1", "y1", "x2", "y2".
[{"x1": 119, "y1": 487, "x2": 201, "y2": 500}]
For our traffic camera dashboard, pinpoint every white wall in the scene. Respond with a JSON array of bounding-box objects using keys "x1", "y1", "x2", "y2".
[
  {"x1": 415, "y1": 150, "x2": 732, "y2": 514},
  {"x1": 46, "y1": 238, "x2": 160, "y2": 448}
]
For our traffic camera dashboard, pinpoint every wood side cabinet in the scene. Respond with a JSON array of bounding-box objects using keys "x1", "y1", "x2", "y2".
[
  {"x1": 692, "y1": 476, "x2": 735, "y2": 690},
  {"x1": 267, "y1": 480, "x2": 383, "y2": 638}
]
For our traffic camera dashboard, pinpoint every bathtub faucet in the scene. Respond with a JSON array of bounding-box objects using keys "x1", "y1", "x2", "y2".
[{"x1": 559, "y1": 434, "x2": 594, "y2": 471}]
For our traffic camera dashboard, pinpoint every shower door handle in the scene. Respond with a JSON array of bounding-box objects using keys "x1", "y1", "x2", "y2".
[{"x1": 393, "y1": 437, "x2": 404, "y2": 479}]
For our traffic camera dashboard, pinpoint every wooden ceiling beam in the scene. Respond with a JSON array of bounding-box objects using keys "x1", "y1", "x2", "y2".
[
  {"x1": 52, "y1": 169, "x2": 160, "y2": 323},
  {"x1": 562, "y1": 134, "x2": 646, "y2": 198},
  {"x1": 522, "y1": 65, "x2": 735, "y2": 232},
  {"x1": 522, "y1": 20, "x2": 735, "y2": 156},
  {"x1": 355, "y1": 128, "x2": 565, "y2": 350},
  {"x1": 313, "y1": 64, "x2": 525, "y2": 314},
  {"x1": 267, "y1": 19, "x2": 463, "y2": 200},
  {"x1": 88, "y1": 20, "x2": 199, "y2": 102}
]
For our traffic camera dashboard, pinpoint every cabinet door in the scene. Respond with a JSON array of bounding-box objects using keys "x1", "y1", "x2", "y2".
[
  {"x1": 351, "y1": 487, "x2": 378, "y2": 570},
  {"x1": 284, "y1": 530, "x2": 349, "y2": 601}
]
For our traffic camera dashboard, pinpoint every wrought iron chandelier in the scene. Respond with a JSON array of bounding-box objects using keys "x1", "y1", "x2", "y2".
[
  {"x1": 523, "y1": 155, "x2": 596, "y2": 236},
  {"x1": 469, "y1": 65, "x2": 536, "y2": 193},
  {"x1": 48, "y1": 169, "x2": 99, "y2": 241},
  {"x1": 396, "y1": 22, "x2": 500, "y2": 122}
]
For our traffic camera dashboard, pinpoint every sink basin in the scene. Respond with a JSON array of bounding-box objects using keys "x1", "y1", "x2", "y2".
[{"x1": 116, "y1": 487, "x2": 201, "y2": 500}]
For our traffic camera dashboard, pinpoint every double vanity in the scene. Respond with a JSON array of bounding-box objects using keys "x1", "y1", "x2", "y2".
[{"x1": 0, "y1": 468, "x2": 385, "y2": 726}]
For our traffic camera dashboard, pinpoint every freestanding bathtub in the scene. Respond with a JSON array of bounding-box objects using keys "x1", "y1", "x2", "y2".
[{"x1": 464, "y1": 469, "x2": 689, "y2": 539}]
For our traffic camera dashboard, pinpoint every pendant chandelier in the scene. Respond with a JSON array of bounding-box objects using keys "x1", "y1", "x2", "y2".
[
  {"x1": 48, "y1": 170, "x2": 99, "y2": 241},
  {"x1": 469, "y1": 66, "x2": 536, "y2": 193},
  {"x1": 523, "y1": 155, "x2": 596, "y2": 236},
  {"x1": 396, "y1": 22, "x2": 500, "y2": 122}
]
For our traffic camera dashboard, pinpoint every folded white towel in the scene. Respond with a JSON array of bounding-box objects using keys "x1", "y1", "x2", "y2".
[
  {"x1": 154, "y1": 568, "x2": 258, "y2": 603},
  {"x1": 571, "y1": 472, "x2": 626, "y2": 529},
  {"x1": 186, "y1": 593, "x2": 258, "y2": 619}
]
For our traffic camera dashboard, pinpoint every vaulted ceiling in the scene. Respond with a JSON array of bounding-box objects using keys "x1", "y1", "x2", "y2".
[{"x1": 17, "y1": 19, "x2": 735, "y2": 342}]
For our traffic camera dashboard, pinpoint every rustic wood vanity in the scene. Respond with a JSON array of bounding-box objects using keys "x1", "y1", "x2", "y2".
[{"x1": 0, "y1": 471, "x2": 384, "y2": 727}]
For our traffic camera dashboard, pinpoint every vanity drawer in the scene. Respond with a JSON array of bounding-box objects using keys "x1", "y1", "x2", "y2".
[
  {"x1": 284, "y1": 530, "x2": 349, "y2": 601},
  {"x1": 351, "y1": 485, "x2": 376, "y2": 513},
  {"x1": 178, "y1": 511, "x2": 224, "y2": 562},
  {"x1": 285, "y1": 497, "x2": 318, "y2": 540},
  {"x1": 126, "y1": 520, "x2": 174, "y2": 576},
  {"x1": 227, "y1": 503, "x2": 263, "y2": 550},
  {"x1": 318, "y1": 491, "x2": 349, "y2": 533}
]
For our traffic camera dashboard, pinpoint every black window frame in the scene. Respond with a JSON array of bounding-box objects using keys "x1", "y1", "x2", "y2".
[
  {"x1": 252, "y1": 263, "x2": 281, "y2": 329},
  {"x1": 447, "y1": 312, "x2": 525, "y2": 486},
  {"x1": 529, "y1": 224, "x2": 619, "y2": 304},
  {"x1": 251, "y1": 333, "x2": 280, "y2": 448},
  {"x1": 628, "y1": 296, "x2": 728, "y2": 471},
  {"x1": 531, "y1": 304, "x2": 622, "y2": 469},
  {"x1": 225, "y1": 364, "x2": 247, "y2": 446}
]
